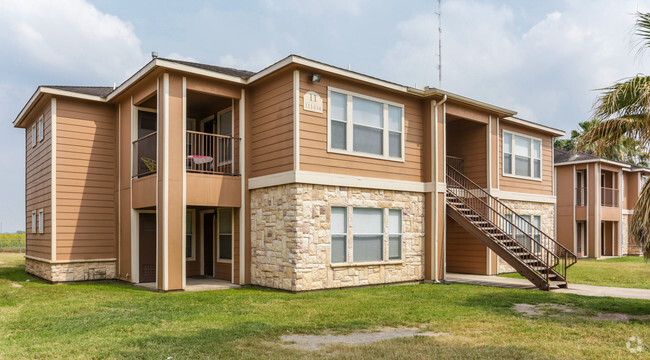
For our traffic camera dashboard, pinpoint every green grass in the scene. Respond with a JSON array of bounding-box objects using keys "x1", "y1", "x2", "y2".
[
  {"x1": 500, "y1": 256, "x2": 650, "y2": 289},
  {"x1": 1, "y1": 253, "x2": 649, "y2": 359}
]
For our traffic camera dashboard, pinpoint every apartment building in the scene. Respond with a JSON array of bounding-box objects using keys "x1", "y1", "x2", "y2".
[
  {"x1": 555, "y1": 148, "x2": 649, "y2": 258},
  {"x1": 14, "y1": 55, "x2": 574, "y2": 291}
]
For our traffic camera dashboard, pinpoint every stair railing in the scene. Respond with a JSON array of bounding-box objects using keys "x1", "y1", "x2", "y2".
[{"x1": 446, "y1": 163, "x2": 577, "y2": 282}]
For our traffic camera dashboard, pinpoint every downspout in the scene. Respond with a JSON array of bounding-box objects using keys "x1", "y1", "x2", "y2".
[{"x1": 432, "y1": 94, "x2": 447, "y2": 282}]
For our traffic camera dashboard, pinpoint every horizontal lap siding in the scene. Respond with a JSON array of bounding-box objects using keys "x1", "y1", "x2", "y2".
[
  {"x1": 25, "y1": 100, "x2": 52, "y2": 260},
  {"x1": 55, "y1": 98, "x2": 117, "y2": 261},
  {"x1": 499, "y1": 122, "x2": 554, "y2": 195},
  {"x1": 249, "y1": 71, "x2": 294, "y2": 177},
  {"x1": 556, "y1": 166, "x2": 575, "y2": 250},
  {"x1": 446, "y1": 120, "x2": 487, "y2": 187},
  {"x1": 445, "y1": 217, "x2": 488, "y2": 274},
  {"x1": 298, "y1": 72, "x2": 424, "y2": 182}
]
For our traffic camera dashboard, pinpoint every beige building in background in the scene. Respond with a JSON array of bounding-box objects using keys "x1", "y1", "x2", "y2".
[
  {"x1": 14, "y1": 55, "x2": 574, "y2": 291},
  {"x1": 554, "y1": 149, "x2": 649, "y2": 258}
]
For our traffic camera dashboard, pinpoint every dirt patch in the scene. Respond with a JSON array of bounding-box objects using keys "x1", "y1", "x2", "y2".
[
  {"x1": 513, "y1": 303, "x2": 650, "y2": 322},
  {"x1": 281, "y1": 328, "x2": 446, "y2": 351},
  {"x1": 11, "y1": 283, "x2": 22, "y2": 288}
]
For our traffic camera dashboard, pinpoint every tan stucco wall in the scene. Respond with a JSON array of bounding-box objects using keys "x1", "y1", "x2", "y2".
[{"x1": 250, "y1": 184, "x2": 425, "y2": 291}]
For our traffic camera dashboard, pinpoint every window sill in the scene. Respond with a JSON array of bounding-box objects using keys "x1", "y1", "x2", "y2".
[
  {"x1": 216, "y1": 259, "x2": 232, "y2": 264},
  {"x1": 502, "y1": 173, "x2": 543, "y2": 182},
  {"x1": 330, "y1": 260, "x2": 404, "y2": 268},
  {"x1": 327, "y1": 148, "x2": 405, "y2": 163}
]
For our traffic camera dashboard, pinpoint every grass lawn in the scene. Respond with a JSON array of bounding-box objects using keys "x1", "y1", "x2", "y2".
[
  {"x1": 1, "y1": 253, "x2": 649, "y2": 359},
  {"x1": 500, "y1": 256, "x2": 650, "y2": 289}
]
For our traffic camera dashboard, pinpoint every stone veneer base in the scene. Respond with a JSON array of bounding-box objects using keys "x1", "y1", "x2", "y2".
[
  {"x1": 25, "y1": 257, "x2": 116, "y2": 282},
  {"x1": 250, "y1": 184, "x2": 425, "y2": 292}
]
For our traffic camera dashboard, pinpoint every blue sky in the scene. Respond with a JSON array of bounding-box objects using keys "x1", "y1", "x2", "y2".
[{"x1": 1, "y1": 0, "x2": 650, "y2": 232}]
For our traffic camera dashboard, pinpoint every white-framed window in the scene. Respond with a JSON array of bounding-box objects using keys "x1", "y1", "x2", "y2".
[
  {"x1": 388, "y1": 209, "x2": 402, "y2": 260},
  {"x1": 186, "y1": 210, "x2": 195, "y2": 260},
  {"x1": 31, "y1": 211, "x2": 36, "y2": 233},
  {"x1": 504, "y1": 214, "x2": 541, "y2": 252},
  {"x1": 328, "y1": 87, "x2": 404, "y2": 161},
  {"x1": 217, "y1": 209, "x2": 232, "y2": 262},
  {"x1": 330, "y1": 207, "x2": 347, "y2": 263},
  {"x1": 503, "y1": 130, "x2": 542, "y2": 180},
  {"x1": 330, "y1": 207, "x2": 404, "y2": 264},
  {"x1": 38, "y1": 116, "x2": 44, "y2": 141},
  {"x1": 38, "y1": 209, "x2": 44, "y2": 233},
  {"x1": 31, "y1": 124, "x2": 37, "y2": 148}
]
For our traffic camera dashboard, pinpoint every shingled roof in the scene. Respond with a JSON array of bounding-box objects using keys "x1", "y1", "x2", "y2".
[
  {"x1": 159, "y1": 58, "x2": 256, "y2": 78},
  {"x1": 46, "y1": 86, "x2": 114, "y2": 97},
  {"x1": 554, "y1": 148, "x2": 650, "y2": 170}
]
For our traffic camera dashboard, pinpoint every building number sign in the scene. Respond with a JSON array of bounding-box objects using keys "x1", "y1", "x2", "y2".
[{"x1": 303, "y1": 91, "x2": 323, "y2": 113}]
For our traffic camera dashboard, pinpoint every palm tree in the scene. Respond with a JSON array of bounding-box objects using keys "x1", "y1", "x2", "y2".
[{"x1": 576, "y1": 12, "x2": 650, "y2": 259}]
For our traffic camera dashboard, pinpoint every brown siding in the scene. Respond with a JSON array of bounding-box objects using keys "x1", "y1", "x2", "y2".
[
  {"x1": 446, "y1": 119, "x2": 487, "y2": 187},
  {"x1": 248, "y1": 70, "x2": 294, "y2": 178},
  {"x1": 55, "y1": 97, "x2": 116, "y2": 261},
  {"x1": 555, "y1": 166, "x2": 575, "y2": 251},
  {"x1": 25, "y1": 98, "x2": 53, "y2": 260},
  {"x1": 446, "y1": 217, "x2": 488, "y2": 274},
  {"x1": 625, "y1": 172, "x2": 639, "y2": 210},
  {"x1": 298, "y1": 71, "x2": 425, "y2": 182},
  {"x1": 498, "y1": 122, "x2": 554, "y2": 195}
]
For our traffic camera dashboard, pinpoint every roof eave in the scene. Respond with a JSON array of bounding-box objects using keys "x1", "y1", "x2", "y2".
[
  {"x1": 416, "y1": 87, "x2": 518, "y2": 118},
  {"x1": 13, "y1": 87, "x2": 106, "y2": 128},
  {"x1": 502, "y1": 116, "x2": 565, "y2": 136}
]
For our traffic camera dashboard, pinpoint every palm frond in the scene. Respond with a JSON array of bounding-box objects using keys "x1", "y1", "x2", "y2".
[
  {"x1": 575, "y1": 115, "x2": 650, "y2": 156},
  {"x1": 635, "y1": 11, "x2": 650, "y2": 56},
  {"x1": 592, "y1": 75, "x2": 650, "y2": 120},
  {"x1": 630, "y1": 180, "x2": 650, "y2": 260}
]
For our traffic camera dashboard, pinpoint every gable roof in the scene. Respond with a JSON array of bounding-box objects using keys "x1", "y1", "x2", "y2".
[
  {"x1": 158, "y1": 58, "x2": 255, "y2": 78},
  {"x1": 554, "y1": 148, "x2": 650, "y2": 171},
  {"x1": 45, "y1": 86, "x2": 114, "y2": 97}
]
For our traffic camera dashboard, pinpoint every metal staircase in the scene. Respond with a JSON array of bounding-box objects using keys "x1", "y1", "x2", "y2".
[{"x1": 445, "y1": 162, "x2": 577, "y2": 290}]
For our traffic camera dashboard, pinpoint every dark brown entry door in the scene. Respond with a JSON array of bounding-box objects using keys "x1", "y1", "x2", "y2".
[
  {"x1": 139, "y1": 213, "x2": 156, "y2": 283},
  {"x1": 204, "y1": 212, "x2": 214, "y2": 276}
]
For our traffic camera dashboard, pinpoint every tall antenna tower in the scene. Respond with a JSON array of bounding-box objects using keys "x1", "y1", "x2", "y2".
[{"x1": 436, "y1": 0, "x2": 442, "y2": 87}]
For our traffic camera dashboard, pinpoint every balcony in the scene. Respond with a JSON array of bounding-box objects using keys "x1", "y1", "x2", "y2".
[
  {"x1": 601, "y1": 187, "x2": 619, "y2": 207},
  {"x1": 575, "y1": 187, "x2": 586, "y2": 206},
  {"x1": 186, "y1": 131, "x2": 239, "y2": 176},
  {"x1": 133, "y1": 131, "x2": 157, "y2": 178}
]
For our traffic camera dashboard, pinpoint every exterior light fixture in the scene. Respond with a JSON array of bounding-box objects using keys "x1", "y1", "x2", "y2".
[{"x1": 311, "y1": 74, "x2": 321, "y2": 82}]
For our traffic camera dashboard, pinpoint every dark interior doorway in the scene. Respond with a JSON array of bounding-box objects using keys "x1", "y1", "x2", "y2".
[
  {"x1": 139, "y1": 213, "x2": 156, "y2": 283},
  {"x1": 203, "y1": 212, "x2": 214, "y2": 276}
]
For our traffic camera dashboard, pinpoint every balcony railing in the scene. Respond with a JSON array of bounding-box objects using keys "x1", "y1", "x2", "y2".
[
  {"x1": 133, "y1": 131, "x2": 157, "y2": 178},
  {"x1": 575, "y1": 187, "x2": 586, "y2": 206},
  {"x1": 186, "y1": 131, "x2": 239, "y2": 175},
  {"x1": 601, "y1": 187, "x2": 619, "y2": 207}
]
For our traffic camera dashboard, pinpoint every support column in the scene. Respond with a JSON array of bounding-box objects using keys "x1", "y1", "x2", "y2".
[{"x1": 157, "y1": 73, "x2": 186, "y2": 291}]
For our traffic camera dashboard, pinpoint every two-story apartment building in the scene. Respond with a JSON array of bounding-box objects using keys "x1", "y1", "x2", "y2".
[
  {"x1": 555, "y1": 149, "x2": 649, "y2": 258},
  {"x1": 14, "y1": 55, "x2": 574, "y2": 291}
]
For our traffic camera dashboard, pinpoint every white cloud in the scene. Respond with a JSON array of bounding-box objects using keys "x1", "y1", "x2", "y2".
[
  {"x1": 166, "y1": 52, "x2": 197, "y2": 63},
  {"x1": 0, "y1": 0, "x2": 147, "y2": 84},
  {"x1": 381, "y1": 0, "x2": 650, "y2": 132},
  {"x1": 217, "y1": 47, "x2": 282, "y2": 72}
]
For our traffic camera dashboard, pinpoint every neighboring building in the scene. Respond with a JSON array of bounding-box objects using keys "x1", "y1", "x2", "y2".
[
  {"x1": 555, "y1": 148, "x2": 649, "y2": 258},
  {"x1": 13, "y1": 55, "x2": 574, "y2": 291}
]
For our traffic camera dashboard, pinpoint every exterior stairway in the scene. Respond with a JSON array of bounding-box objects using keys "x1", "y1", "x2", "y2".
[{"x1": 445, "y1": 162, "x2": 577, "y2": 290}]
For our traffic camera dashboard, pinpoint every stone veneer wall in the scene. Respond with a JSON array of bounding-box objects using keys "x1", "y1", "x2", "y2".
[
  {"x1": 25, "y1": 258, "x2": 116, "y2": 282},
  {"x1": 250, "y1": 184, "x2": 425, "y2": 291},
  {"x1": 622, "y1": 214, "x2": 630, "y2": 255},
  {"x1": 496, "y1": 200, "x2": 556, "y2": 274}
]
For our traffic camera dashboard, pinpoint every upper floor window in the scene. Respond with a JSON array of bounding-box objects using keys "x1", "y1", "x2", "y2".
[
  {"x1": 31, "y1": 124, "x2": 37, "y2": 148},
  {"x1": 503, "y1": 131, "x2": 541, "y2": 180},
  {"x1": 38, "y1": 116, "x2": 44, "y2": 141},
  {"x1": 328, "y1": 88, "x2": 404, "y2": 161}
]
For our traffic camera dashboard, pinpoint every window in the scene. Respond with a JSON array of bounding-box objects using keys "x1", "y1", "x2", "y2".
[
  {"x1": 503, "y1": 131, "x2": 541, "y2": 180},
  {"x1": 328, "y1": 88, "x2": 404, "y2": 161},
  {"x1": 31, "y1": 124, "x2": 37, "y2": 148},
  {"x1": 38, "y1": 209, "x2": 44, "y2": 233},
  {"x1": 186, "y1": 210, "x2": 194, "y2": 260},
  {"x1": 38, "y1": 116, "x2": 44, "y2": 141},
  {"x1": 504, "y1": 214, "x2": 541, "y2": 252},
  {"x1": 388, "y1": 209, "x2": 402, "y2": 260},
  {"x1": 330, "y1": 207, "x2": 404, "y2": 264},
  {"x1": 31, "y1": 211, "x2": 36, "y2": 233},
  {"x1": 330, "y1": 207, "x2": 347, "y2": 263},
  {"x1": 353, "y1": 208, "x2": 383, "y2": 262},
  {"x1": 217, "y1": 209, "x2": 232, "y2": 262}
]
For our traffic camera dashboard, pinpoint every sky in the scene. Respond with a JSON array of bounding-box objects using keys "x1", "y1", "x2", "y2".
[{"x1": 1, "y1": 0, "x2": 650, "y2": 232}]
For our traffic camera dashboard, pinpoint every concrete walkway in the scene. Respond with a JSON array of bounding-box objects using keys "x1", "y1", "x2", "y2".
[
  {"x1": 136, "y1": 277, "x2": 240, "y2": 292},
  {"x1": 446, "y1": 273, "x2": 650, "y2": 300}
]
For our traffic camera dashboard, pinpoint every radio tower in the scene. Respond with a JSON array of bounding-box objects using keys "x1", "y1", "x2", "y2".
[{"x1": 436, "y1": 0, "x2": 442, "y2": 87}]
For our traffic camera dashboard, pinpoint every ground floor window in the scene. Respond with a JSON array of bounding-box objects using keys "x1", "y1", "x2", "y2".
[
  {"x1": 330, "y1": 206, "x2": 403, "y2": 264},
  {"x1": 504, "y1": 214, "x2": 541, "y2": 251}
]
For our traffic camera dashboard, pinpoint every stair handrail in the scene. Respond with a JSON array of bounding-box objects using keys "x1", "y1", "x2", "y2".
[
  {"x1": 445, "y1": 173, "x2": 557, "y2": 273},
  {"x1": 446, "y1": 163, "x2": 577, "y2": 280}
]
